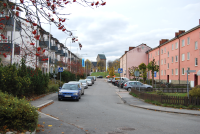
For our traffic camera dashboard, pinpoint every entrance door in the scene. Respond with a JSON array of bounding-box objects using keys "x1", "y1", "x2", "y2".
[
  {"x1": 194, "y1": 74, "x2": 198, "y2": 87},
  {"x1": 167, "y1": 75, "x2": 169, "y2": 83}
]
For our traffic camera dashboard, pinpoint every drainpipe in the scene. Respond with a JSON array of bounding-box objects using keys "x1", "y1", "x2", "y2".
[
  {"x1": 147, "y1": 51, "x2": 149, "y2": 80},
  {"x1": 159, "y1": 46, "x2": 160, "y2": 82},
  {"x1": 177, "y1": 35, "x2": 180, "y2": 84}
]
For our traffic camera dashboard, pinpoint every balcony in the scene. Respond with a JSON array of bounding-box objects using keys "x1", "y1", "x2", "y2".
[
  {"x1": 0, "y1": 15, "x2": 21, "y2": 31},
  {"x1": 55, "y1": 50, "x2": 63, "y2": 55},
  {"x1": 49, "y1": 57, "x2": 58, "y2": 64},
  {"x1": 39, "y1": 56, "x2": 48, "y2": 63},
  {"x1": 51, "y1": 45, "x2": 58, "y2": 52},
  {"x1": 39, "y1": 41, "x2": 51, "y2": 48},
  {"x1": 60, "y1": 53, "x2": 67, "y2": 57},
  {"x1": 0, "y1": 41, "x2": 20, "y2": 55}
]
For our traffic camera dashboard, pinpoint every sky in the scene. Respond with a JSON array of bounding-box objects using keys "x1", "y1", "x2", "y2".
[{"x1": 41, "y1": 0, "x2": 200, "y2": 63}]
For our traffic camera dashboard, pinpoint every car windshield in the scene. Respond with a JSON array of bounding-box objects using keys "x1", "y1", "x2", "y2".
[
  {"x1": 86, "y1": 79, "x2": 91, "y2": 82},
  {"x1": 79, "y1": 80, "x2": 86, "y2": 83},
  {"x1": 62, "y1": 84, "x2": 78, "y2": 90}
]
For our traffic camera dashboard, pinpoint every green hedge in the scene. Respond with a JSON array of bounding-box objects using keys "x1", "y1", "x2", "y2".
[{"x1": 0, "y1": 91, "x2": 38, "y2": 133}]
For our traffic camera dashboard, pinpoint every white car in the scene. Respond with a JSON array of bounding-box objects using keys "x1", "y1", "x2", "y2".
[
  {"x1": 68, "y1": 81, "x2": 84, "y2": 95},
  {"x1": 85, "y1": 79, "x2": 92, "y2": 86},
  {"x1": 79, "y1": 80, "x2": 88, "y2": 89}
]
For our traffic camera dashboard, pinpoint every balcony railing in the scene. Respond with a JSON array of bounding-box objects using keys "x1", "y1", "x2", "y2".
[
  {"x1": 39, "y1": 56, "x2": 48, "y2": 62},
  {"x1": 55, "y1": 50, "x2": 63, "y2": 55},
  {"x1": 39, "y1": 40, "x2": 51, "y2": 48},
  {"x1": 0, "y1": 15, "x2": 21, "y2": 31},
  {"x1": 0, "y1": 41, "x2": 20, "y2": 55},
  {"x1": 60, "y1": 52, "x2": 67, "y2": 57}
]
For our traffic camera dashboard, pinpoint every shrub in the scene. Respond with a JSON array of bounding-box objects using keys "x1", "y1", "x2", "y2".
[
  {"x1": 189, "y1": 86, "x2": 200, "y2": 97},
  {"x1": 0, "y1": 91, "x2": 38, "y2": 133},
  {"x1": 156, "y1": 89, "x2": 164, "y2": 95}
]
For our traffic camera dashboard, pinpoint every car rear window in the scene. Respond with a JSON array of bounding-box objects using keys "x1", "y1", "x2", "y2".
[{"x1": 62, "y1": 84, "x2": 78, "y2": 90}]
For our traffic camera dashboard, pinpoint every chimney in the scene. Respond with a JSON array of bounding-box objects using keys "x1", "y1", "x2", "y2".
[
  {"x1": 159, "y1": 39, "x2": 169, "y2": 45},
  {"x1": 129, "y1": 47, "x2": 135, "y2": 51},
  {"x1": 178, "y1": 30, "x2": 185, "y2": 35},
  {"x1": 175, "y1": 32, "x2": 179, "y2": 37},
  {"x1": 199, "y1": 19, "x2": 200, "y2": 25},
  {"x1": 125, "y1": 51, "x2": 128, "y2": 54}
]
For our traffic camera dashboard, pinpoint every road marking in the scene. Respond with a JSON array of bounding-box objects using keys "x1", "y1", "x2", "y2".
[
  {"x1": 37, "y1": 100, "x2": 53, "y2": 108},
  {"x1": 38, "y1": 111, "x2": 59, "y2": 120}
]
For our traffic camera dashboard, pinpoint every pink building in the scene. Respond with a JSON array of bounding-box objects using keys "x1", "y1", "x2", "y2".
[
  {"x1": 120, "y1": 44, "x2": 151, "y2": 79},
  {"x1": 148, "y1": 24, "x2": 200, "y2": 87}
]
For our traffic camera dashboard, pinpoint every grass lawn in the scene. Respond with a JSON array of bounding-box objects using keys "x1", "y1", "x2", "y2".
[
  {"x1": 91, "y1": 72, "x2": 120, "y2": 78},
  {"x1": 146, "y1": 92, "x2": 187, "y2": 97}
]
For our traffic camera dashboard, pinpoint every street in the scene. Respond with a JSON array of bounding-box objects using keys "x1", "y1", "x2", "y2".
[{"x1": 40, "y1": 79, "x2": 200, "y2": 134}]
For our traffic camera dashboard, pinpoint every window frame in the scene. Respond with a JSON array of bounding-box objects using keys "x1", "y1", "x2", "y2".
[
  {"x1": 167, "y1": 51, "x2": 169, "y2": 57},
  {"x1": 182, "y1": 39, "x2": 185, "y2": 47},
  {"x1": 182, "y1": 54, "x2": 185, "y2": 61},
  {"x1": 172, "y1": 44, "x2": 174, "y2": 50},
  {"x1": 175, "y1": 42, "x2": 178, "y2": 49},
  {"x1": 182, "y1": 68, "x2": 185, "y2": 75},
  {"x1": 175, "y1": 55, "x2": 178, "y2": 62},
  {"x1": 195, "y1": 58, "x2": 198, "y2": 66},
  {"x1": 172, "y1": 57, "x2": 174, "y2": 63},
  {"x1": 187, "y1": 52, "x2": 190, "y2": 60},
  {"x1": 195, "y1": 41, "x2": 198, "y2": 50},
  {"x1": 172, "y1": 69, "x2": 174, "y2": 75},
  {"x1": 187, "y1": 37, "x2": 190, "y2": 45},
  {"x1": 175, "y1": 68, "x2": 178, "y2": 75}
]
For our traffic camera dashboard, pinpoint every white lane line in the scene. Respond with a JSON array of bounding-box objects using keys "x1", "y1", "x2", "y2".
[
  {"x1": 37, "y1": 100, "x2": 53, "y2": 108},
  {"x1": 38, "y1": 111, "x2": 59, "y2": 120}
]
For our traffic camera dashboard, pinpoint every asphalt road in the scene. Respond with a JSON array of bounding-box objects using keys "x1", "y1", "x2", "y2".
[{"x1": 41, "y1": 79, "x2": 200, "y2": 134}]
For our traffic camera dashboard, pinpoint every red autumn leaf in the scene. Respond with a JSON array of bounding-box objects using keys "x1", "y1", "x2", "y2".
[
  {"x1": 59, "y1": 18, "x2": 62, "y2": 22},
  {"x1": 5, "y1": 16, "x2": 9, "y2": 20},
  {"x1": 43, "y1": 49, "x2": 45, "y2": 52},
  {"x1": 32, "y1": 30, "x2": 37, "y2": 34},
  {"x1": 91, "y1": 3, "x2": 94, "y2": 6},
  {"x1": 16, "y1": 11, "x2": 19, "y2": 17},
  {"x1": 65, "y1": 1, "x2": 70, "y2": 4},
  {"x1": 101, "y1": 2, "x2": 106, "y2": 6},
  {"x1": 37, "y1": 47, "x2": 41, "y2": 51},
  {"x1": 95, "y1": 1, "x2": 99, "y2": 5},
  {"x1": 30, "y1": 43, "x2": 35, "y2": 45},
  {"x1": 33, "y1": 23, "x2": 37, "y2": 26},
  {"x1": 3, "y1": 53, "x2": 7, "y2": 58},
  {"x1": 11, "y1": 6, "x2": 14, "y2": 10},
  {"x1": 3, "y1": 3, "x2": 7, "y2": 7},
  {"x1": 62, "y1": 29, "x2": 66, "y2": 32},
  {"x1": 36, "y1": 53, "x2": 40, "y2": 56},
  {"x1": 46, "y1": 58, "x2": 48, "y2": 60},
  {"x1": 16, "y1": 7, "x2": 20, "y2": 10},
  {"x1": 73, "y1": 0, "x2": 76, "y2": 2},
  {"x1": 62, "y1": 19, "x2": 65, "y2": 22},
  {"x1": 42, "y1": 59, "x2": 45, "y2": 61},
  {"x1": 20, "y1": 0, "x2": 24, "y2": 4}
]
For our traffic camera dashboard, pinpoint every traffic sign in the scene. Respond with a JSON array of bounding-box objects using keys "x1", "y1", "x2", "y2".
[
  {"x1": 134, "y1": 71, "x2": 140, "y2": 77},
  {"x1": 154, "y1": 71, "x2": 157, "y2": 77},
  {"x1": 118, "y1": 68, "x2": 123, "y2": 73},
  {"x1": 58, "y1": 67, "x2": 63, "y2": 72},
  {"x1": 82, "y1": 58, "x2": 85, "y2": 67}
]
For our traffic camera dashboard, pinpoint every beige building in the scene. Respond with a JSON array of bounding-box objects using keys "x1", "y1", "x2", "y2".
[{"x1": 91, "y1": 54, "x2": 106, "y2": 72}]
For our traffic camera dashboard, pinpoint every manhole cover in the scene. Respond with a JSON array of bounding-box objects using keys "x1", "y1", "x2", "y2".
[
  {"x1": 107, "y1": 132, "x2": 124, "y2": 134},
  {"x1": 119, "y1": 127, "x2": 135, "y2": 131}
]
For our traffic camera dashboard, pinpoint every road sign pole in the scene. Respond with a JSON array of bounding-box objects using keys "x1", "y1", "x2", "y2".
[
  {"x1": 60, "y1": 72, "x2": 61, "y2": 86},
  {"x1": 187, "y1": 70, "x2": 189, "y2": 99}
]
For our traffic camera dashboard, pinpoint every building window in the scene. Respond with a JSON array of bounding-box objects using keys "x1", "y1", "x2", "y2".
[
  {"x1": 168, "y1": 51, "x2": 169, "y2": 57},
  {"x1": 164, "y1": 48, "x2": 166, "y2": 53},
  {"x1": 195, "y1": 41, "x2": 198, "y2": 50},
  {"x1": 158, "y1": 61, "x2": 159, "y2": 65},
  {"x1": 182, "y1": 40, "x2": 185, "y2": 47},
  {"x1": 182, "y1": 68, "x2": 185, "y2": 75},
  {"x1": 175, "y1": 55, "x2": 178, "y2": 62},
  {"x1": 155, "y1": 51, "x2": 157, "y2": 56},
  {"x1": 151, "y1": 53, "x2": 152, "y2": 58},
  {"x1": 172, "y1": 69, "x2": 174, "y2": 75},
  {"x1": 164, "y1": 59, "x2": 166, "y2": 64},
  {"x1": 175, "y1": 68, "x2": 178, "y2": 75},
  {"x1": 182, "y1": 54, "x2": 185, "y2": 61},
  {"x1": 161, "y1": 49, "x2": 163, "y2": 54},
  {"x1": 158, "y1": 50, "x2": 159, "y2": 55},
  {"x1": 164, "y1": 70, "x2": 166, "y2": 75},
  {"x1": 172, "y1": 44, "x2": 174, "y2": 50},
  {"x1": 168, "y1": 63, "x2": 169, "y2": 69},
  {"x1": 172, "y1": 57, "x2": 174, "y2": 63},
  {"x1": 175, "y1": 42, "x2": 178, "y2": 49},
  {"x1": 195, "y1": 58, "x2": 198, "y2": 66},
  {"x1": 161, "y1": 70, "x2": 163, "y2": 75},
  {"x1": 187, "y1": 37, "x2": 190, "y2": 45},
  {"x1": 161, "y1": 59, "x2": 163, "y2": 65}
]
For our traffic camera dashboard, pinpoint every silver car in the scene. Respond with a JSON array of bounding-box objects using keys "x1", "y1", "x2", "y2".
[
  {"x1": 79, "y1": 80, "x2": 88, "y2": 89},
  {"x1": 68, "y1": 81, "x2": 85, "y2": 95},
  {"x1": 123, "y1": 81, "x2": 152, "y2": 91},
  {"x1": 85, "y1": 79, "x2": 92, "y2": 86},
  {"x1": 92, "y1": 76, "x2": 96, "y2": 81}
]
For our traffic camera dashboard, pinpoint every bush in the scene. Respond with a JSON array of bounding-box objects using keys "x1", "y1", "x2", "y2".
[
  {"x1": 48, "y1": 80, "x2": 60, "y2": 92},
  {"x1": 189, "y1": 85, "x2": 200, "y2": 97},
  {"x1": 0, "y1": 91, "x2": 38, "y2": 133},
  {"x1": 156, "y1": 90, "x2": 164, "y2": 95}
]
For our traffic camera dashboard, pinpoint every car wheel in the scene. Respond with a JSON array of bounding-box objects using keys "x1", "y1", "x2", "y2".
[
  {"x1": 128, "y1": 87, "x2": 131, "y2": 92},
  {"x1": 58, "y1": 98, "x2": 61, "y2": 101},
  {"x1": 76, "y1": 98, "x2": 79, "y2": 101},
  {"x1": 79, "y1": 95, "x2": 81, "y2": 99},
  {"x1": 82, "y1": 91, "x2": 84, "y2": 95}
]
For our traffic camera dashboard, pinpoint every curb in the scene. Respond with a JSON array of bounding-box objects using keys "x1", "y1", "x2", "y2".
[{"x1": 116, "y1": 92, "x2": 200, "y2": 116}]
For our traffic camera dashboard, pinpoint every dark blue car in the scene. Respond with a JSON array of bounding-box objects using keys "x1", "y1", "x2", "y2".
[{"x1": 58, "y1": 83, "x2": 82, "y2": 101}]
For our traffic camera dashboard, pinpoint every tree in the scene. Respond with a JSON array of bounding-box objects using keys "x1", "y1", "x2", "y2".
[
  {"x1": 109, "y1": 67, "x2": 114, "y2": 78},
  {"x1": 97, "y1": 60, "x2": 105, "y2": 72},
  {"x1": 147, "y1": 59, "x2": 159, "y2": 87},
  {"x1": 0, "y1": 0, "x2": 106, "y2": 68},
  {"x1": 85, "y1": 59, "x2": 91, "y2": 75},
  {"x1": 112, "y1": 59, "x2": 120, "y2": 70},
  {"x1": 128, "y1": 66, "x2": 138, "y2": 80},
  {"x1": 139, "y1": 63, "x2": 147, "y2": 83}
]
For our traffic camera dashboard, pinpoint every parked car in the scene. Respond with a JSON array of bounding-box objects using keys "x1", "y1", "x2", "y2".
[
  {"x1": 97, "y1": 76, "x2": 103, "y2": 78},
  {"x1": 106, "y1": 75, "x2": 110, "y2": 78},
  {"x1": 86, "y1": 76, "x2": 94, "y2": 84},
  {"x1": 112, "y1": 77, "x2": 129, "y2": 85},
  {"x1": 118, "y1": 80, "x2": 129, "y2": 88},
  {"x1": 79, "y1": 79, "x2": 88, "y2": 89},
  {"x1": 123, "y1": 81, "x2": 152, "y2": 91},
  {"x1": 107, "y1": 78, "x2": 112, "y2": 83},
  {"x1": 85, "y1": 79, "x2": 92, "y2": 86},
  {"x1": 68, "y1": 81, "x2": 84, "y2": 95},
  {"x1": 92, "y1": 76, "x2": 96, "y2": 81},
  {"x1": 58, "y1": 83, "x2": 82, "y2": 101}
]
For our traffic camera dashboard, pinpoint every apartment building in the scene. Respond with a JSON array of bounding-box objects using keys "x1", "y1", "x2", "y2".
[{"x1": 148, "y1": 24, "x2": 200, "y2": 87}]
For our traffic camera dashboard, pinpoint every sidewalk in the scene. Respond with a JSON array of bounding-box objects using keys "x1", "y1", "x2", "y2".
[
  {"x1": 30, "y1": 93, "x2": 86, "y2": 134},
  {"x1": 115, "y1": 88, "x2": 200, "y2": 116}
]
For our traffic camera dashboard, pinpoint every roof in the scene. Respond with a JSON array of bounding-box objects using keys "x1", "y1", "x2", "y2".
[
  {"x1": 98, "y1": 54, "x2": 106, "y2": 60},
  {"x1": 92, "y1": 62, "x2": 97, "y2": 67},
  {"x1": 148, "y1": 24, "x2": 200, "y2": 52}
]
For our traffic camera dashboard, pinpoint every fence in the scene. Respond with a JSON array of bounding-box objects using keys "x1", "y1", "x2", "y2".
[
  {"x1": 131, "y1": 88, "x2": 200, "y2": 106},
  {"x1": 134, "y1": 87, "x2": 192, "y2": 93}
]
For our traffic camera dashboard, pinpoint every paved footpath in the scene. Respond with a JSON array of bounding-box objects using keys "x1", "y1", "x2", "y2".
[
  {"x1": 30, "y1": 93, "x2": 86, "y2": 134},
  {"x1": 114, "y1": 86, "x2": 200, "y2": 115}
]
